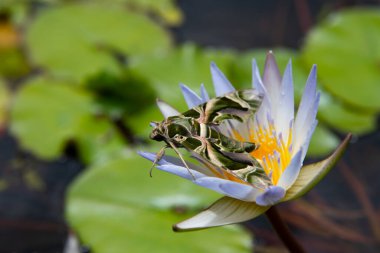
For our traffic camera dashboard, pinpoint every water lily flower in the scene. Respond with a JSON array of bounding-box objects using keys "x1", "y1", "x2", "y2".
[{"x1": 139, "y1": 52, "x2": 351, "y2": 231}]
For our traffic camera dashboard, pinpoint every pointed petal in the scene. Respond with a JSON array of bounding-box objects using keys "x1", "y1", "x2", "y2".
[
  {"x1": 255, "y1": 186, "x2": 285, "y2": 206},
  {"x1": 195, "y1": 177, "x2": 261, "y2": 201},
  {"x1": 173, "y1": 196, "x2": 269, "y2": 231},
  {"x1": 210, "y1": 62, "x2": 235, "y2": 96},
  {"x1": 138, "y1": 152, "x2": 214, "y2": 176},
  {"x1": 200, "y1": 83, "x2": 210, "y2": 102},
  {"x1": 252, "y1": 59, "x2": 264, "y2": 92},
  {"x1": 252, "y1": 59, "x2": 271, "y2": 127},
  {"x1": 180, "y1": 83, "x2": 203, "y2": 109},
  {"x1": 275, "y1": 60, "x2": 294, "y2": 142},
  {"x1": 157, "y1": 164, "x2": 205, "y2": 181},
  {"x1": 156, "y1": 99, "x2": 180, "y2": 118},
  {"x1": 294, "y1": 65, "x2": 317, "y2": 141},
  {"x1": 262, "y1": 51, "x2": 281, "y2": 103},
  {"x1": 277, "y1": 149, "x2": 303, "y2": 189},
  {"x1": 299, "y1": 120, "x2": 318, "y2": 160},
  {"x1": 283, "y1": 134, "x2": 352, "y2": 201},
  {"x1": 293, "y1": 92, "x2": 320, "y2": 155}
]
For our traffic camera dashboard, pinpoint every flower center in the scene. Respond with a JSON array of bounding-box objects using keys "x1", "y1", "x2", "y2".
[{"x1": 234, "y1": 123, "x2": 292, "y2": 185}]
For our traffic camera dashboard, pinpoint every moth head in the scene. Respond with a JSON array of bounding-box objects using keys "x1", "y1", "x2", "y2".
[{"x1": 149, "y1": 122, "x2": 165, "y2": 142}]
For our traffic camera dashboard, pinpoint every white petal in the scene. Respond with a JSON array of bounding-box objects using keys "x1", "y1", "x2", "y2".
[
  {"x1": 180, "y1": 83, "x2": 203, "y2": 109},
  {"x1": 293, "y1": 93, "x2": 320, "y2": 155},
  {"x1": 275, "y1": 60, "x2": 294, "y2": 142},
  {"x1": 300, "y1": 120, "x2": 318, "y2": 160},
  {"x1": 283, "y1": 134, "x2": 352, "y2": 201},
  {"x1": 277, "y1": 149, "x2": 303, "y2": 189},
  {"x1": 294, "y1": 65, "x2": 317, "y2": 140},
  {"x1": 200, "y1": 83, "x2": 210, "y2": 102},
  {"x1": 195, "y1": 177, "x2": 261, "y2": 201},
  {"x1": 255, "y1": 186, "x2": 285, "y2": 206},
  {"x1": 262, "y1": 51, "x2": 281, "y2": 105},
  {"x1": 252, "y1": 59, "x2": 264, "y2": 93},
  {"x1": 156, "y1": 99, "x2": 180, "y2": 118},
  {"x1": 138, "y1": 152, "x2": 214, "y2": 176},
  {"x1": 157, "y1": 164, "x2": 205, "y2": 181},
  {"x1": 210, "y1": 62, "x2": 235, "y2": 96},
  {"x1": 173, "y1": 196, "x2": 269, "y2": 231},
  {"x1": 251, "y1": 60, "x2": 271, "y2": 130}
]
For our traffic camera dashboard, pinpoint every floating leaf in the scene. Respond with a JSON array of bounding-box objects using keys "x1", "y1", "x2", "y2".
[
  {"x1": 11, "y1": 77, "x2": 93, "y2": 159},
  {"x1": 307, "y1": 124, "x2": 340, "y2": 157},
  {"x1": 86, "y1": 69, "x2": 156, "y2": 118},
  {"x1": 26, "y1": 3, "x2": 171, "y2": 82},
  {"x1": 75, "y1": 115, "x2": 128, "y2": 165},
  {"x1": 318, "y1": 92, "x2": 376, "y2": 134},
  {"x1": 302, "y1": 8, "x2": 380, "y2": 110},
  {"x1": 130, "y1": 44, "x2": 236, "y2": 109},
  {"x1": 104, "y1": 0, "x2": 183, "y2": 25},
  {"x1": 67, "y1": 152, "x2": 252, "y2": 253},
  {"x1": 0, "y1": 79, "x2": 10, "y2": 129}
]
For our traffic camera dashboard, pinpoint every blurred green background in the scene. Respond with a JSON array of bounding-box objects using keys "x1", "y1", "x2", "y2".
[{"x1": 0, "y1": 0, "x2": 380, "y2": 252}]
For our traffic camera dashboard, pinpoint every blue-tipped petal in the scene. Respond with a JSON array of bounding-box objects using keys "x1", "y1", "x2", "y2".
[
  {"x1": 255, "y1": 186, "x2": 285, "y2": 206},
  {"x1": 139, "y1": 151, "x2": 214, "y2": 176},
  {"x1": 180, "y1": 83, "x2": 203, "y2": 109},
  {"x1": 276, "y1": 60, "x2": 294, "y2": 140},
  {"x1": 294, "y1": 65, "x2": 317, "y2": 136},
  {"x1": 157, "y1": 164, "x2": 205, "y2": 181},
  {"x1": 252, "y1": 59, "x2": 264, "y2": 92},
  {"x1": 210, "y1": 62, "x2": 235, "y2": 96},
  {"x1": 195, "y1": 177, "x2": 259, "y2": 201},
  {"x1": 138, "y1": 151, "x2": 165, "y2": 165},
  {"x1": 262, "y1": 51, "x2": 281, "y2": 97},
  {"x1": 156, "y1": 99, "x2": 180, "y2": 118},
  {"x1": 200, "y1": 83, "x2": 210, "y2": 102},
  {"x1": 277, "y1": 149, "x2": 303, "y2": 189}
]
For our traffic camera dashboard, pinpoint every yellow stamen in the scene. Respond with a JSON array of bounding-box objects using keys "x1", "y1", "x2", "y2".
[{"x1": 234, "y1": 124, "x2": 292, "y2": 185}]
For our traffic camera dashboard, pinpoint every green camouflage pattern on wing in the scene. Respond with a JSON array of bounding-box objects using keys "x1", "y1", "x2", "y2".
[{"x1": 150, "y1": 89, "x2": 271, "y2": 188}]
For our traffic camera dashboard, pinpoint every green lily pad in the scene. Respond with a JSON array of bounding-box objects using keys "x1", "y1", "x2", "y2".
[
  {"x1": 10, "y1": 77, "x2": 93, "y2": 159},
  {"x1": 318, "y1": 92, "x2": 376, "y2": 134},
  {"x1": 307, "y1": 124, "x2": 340, "y2": 157},
  {"x1": 130, "y1": 43, "x2": 236, "y2": 111},
  {"x1": 0, "y1": 79, "x2": 10, "y2": 128},
  {"x1": 302, "y1": 8, "x2": 380, "y2": 110},
  {"x1": 102, "y1": 0, "x2": 183, "y2": 25},
  {"x1": 67, "y1": 152, "x2": 252, "y2": 253},
  {"x1": 75, "y1": 115, "x2": 128, "y2": 165},
  {"x1": 26, "y1": 3, "x2": 171, "y2": 82}
]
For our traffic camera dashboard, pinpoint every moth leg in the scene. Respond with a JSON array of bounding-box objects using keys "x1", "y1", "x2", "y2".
[
  {"x1": 150, "y1": 145, "x2": 167, "y2": 177},
  {"x1": 168, "y1": 141, "x2": 196, "y2": 180}
]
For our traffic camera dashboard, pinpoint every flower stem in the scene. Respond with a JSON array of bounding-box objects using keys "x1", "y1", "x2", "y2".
[{"x1": 265, "y1": 206, "x2": 306, "y2": 253}]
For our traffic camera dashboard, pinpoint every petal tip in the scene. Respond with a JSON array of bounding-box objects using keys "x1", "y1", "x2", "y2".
[{"x1": 255, "y1": 186, "x2": 285, "y2": 206}]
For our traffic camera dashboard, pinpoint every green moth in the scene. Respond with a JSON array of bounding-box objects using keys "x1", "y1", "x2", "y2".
[{"x1": 150, "y1": 89, "x2": 271, "y2": 188}]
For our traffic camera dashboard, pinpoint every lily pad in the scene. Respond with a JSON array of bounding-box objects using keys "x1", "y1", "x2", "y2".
[
  {"x1": 75, "y1": 115, "x2": 128, "y2": 165},
  {"x1": 10, "y1": 77, "x2": 93, "y2": 159},
  {"x1": 0, "y1": 79, "x2": 10, "y2": 129},
  {"x1": 307, "y1": 124, "x2": 340, "y2": 157},
  {"x1": 26, "y1": 3, "x2": 171, "y2": 82},
  {"x1": 101, "y1": 0, "x2": 183, "y2": 25},
  {"x1": 67, "y1": 152, "x2": 252, "y2": 253},
  {"x1": 302, "y1": 8, "x2": 380, "y2": 110},
  {"x1": 130, "y1": 43, "x2": 236, "y2": 111}
]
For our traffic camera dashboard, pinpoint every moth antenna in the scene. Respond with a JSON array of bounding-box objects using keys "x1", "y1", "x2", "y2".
[
  {"x1": 168, "y1": 141, "x2": 196, "y2": 180},
  {"x1": 149, "y1": 145, "x2": 167, "y2": 177}
]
